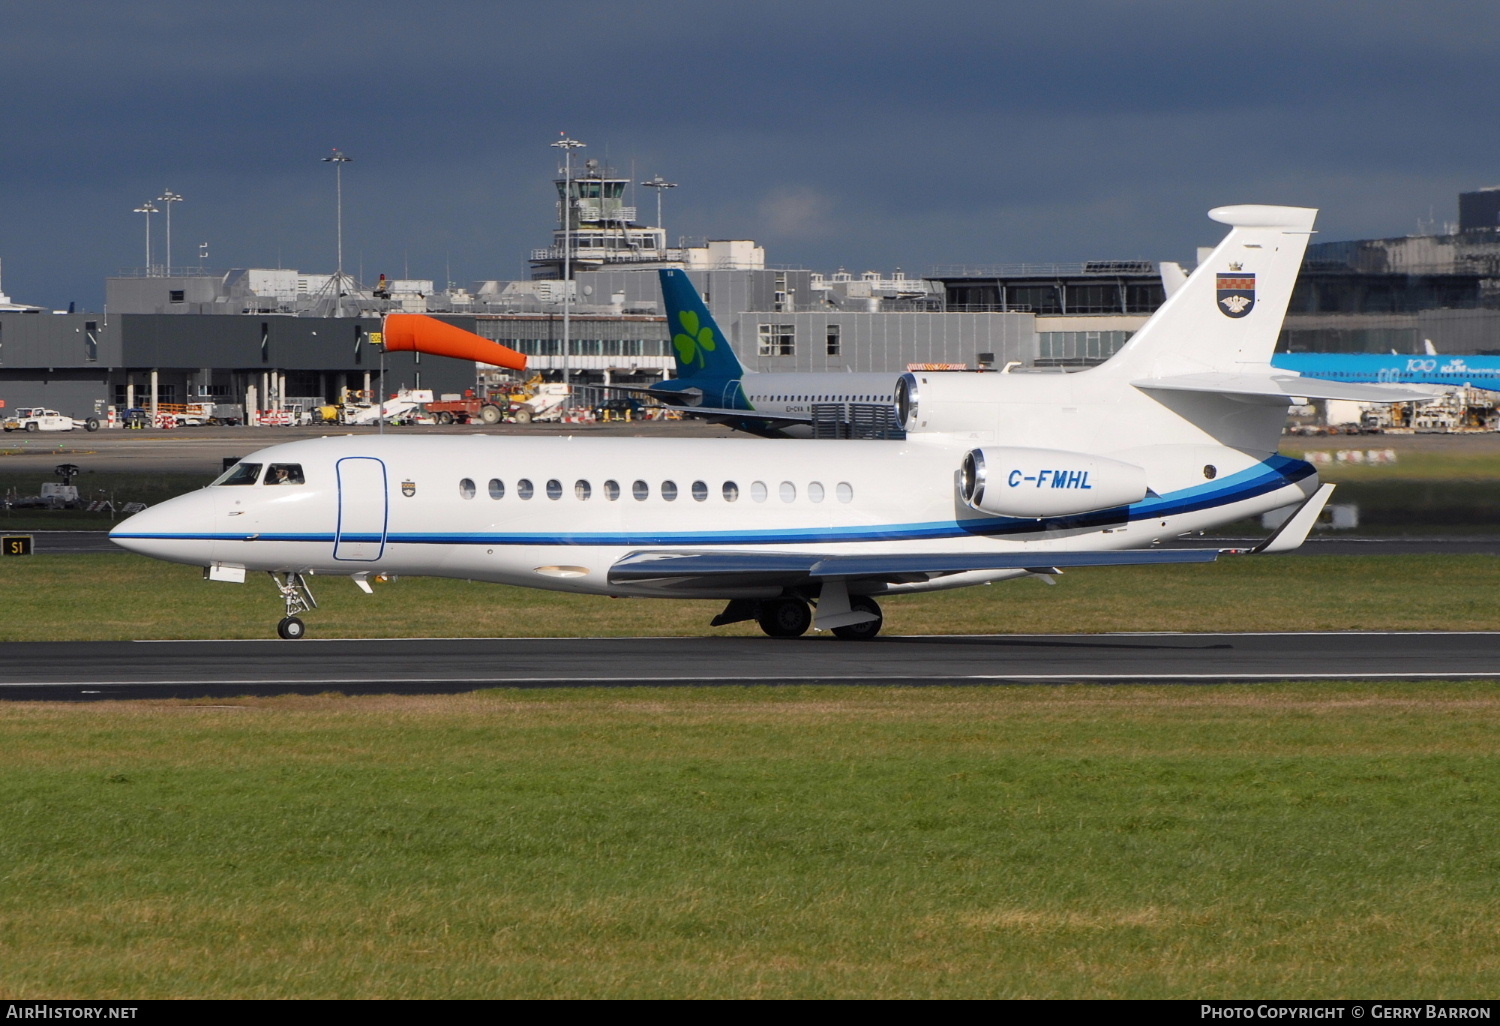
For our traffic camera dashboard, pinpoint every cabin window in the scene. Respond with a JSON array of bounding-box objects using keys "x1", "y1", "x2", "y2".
[
  {"x1": 780, "y1": 481, "x2": 797, "y2": 502},
  {"x1": 214, "y1": 462, "x2": 262, "y2": 486},
  {"x1": 751, "y1": 481, "x2": 768, "y2": 502},
  {"x1": 808, "y1": 482, "x2": 825, "y2": 503},
  {"x1": 459, "y1": 478, "x2": 477, "y2": 499},
  {"x1": 633, "y1": 480, "x2": 649, "y2": 501},
  {"x1": 488, "y1": 478, "x2": 505, "y2": 499},
  {"x1": 837, "y1": 482, "x2": 854, "y2": 503},
  {"x1": 604, "y1": 479, "x2": 620, "y2": 501},
  {"x1": 723, "y1": 481, "x2": 739, "y2": 502},
  {"x1": 691, "y1": 480, "x2": 708, "y2": 502},
  {"x1": 575, "y1": 480, "x2": 591, "y2": 500},
  {"x1": 266, "y1": 464, "x2": 305, "y2": 485},
  {"x1": 661, "y1": 481, "x2": 678, "y2": 502},
  {"x1": 517, "y1": 478, "x2": 535, "y2": 500},
  {"x1": 546, "y1": 479, "x2": 563, "y2": 500}
]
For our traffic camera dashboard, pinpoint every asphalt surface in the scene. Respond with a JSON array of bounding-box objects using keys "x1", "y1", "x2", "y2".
[
  {"x1": 0, "y1": 421, "x2": 732, "y2": 474},
  {"x1": 1, "y1": 632, "x2": 1496, "y2": 701}
]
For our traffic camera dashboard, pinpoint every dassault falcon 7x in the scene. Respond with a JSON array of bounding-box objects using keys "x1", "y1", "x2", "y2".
[{"x1": 112, "y1": 205, "x2": 1438, "y2": 640}]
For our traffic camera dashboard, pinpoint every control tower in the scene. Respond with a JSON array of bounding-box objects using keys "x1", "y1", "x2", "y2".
[{"x1": 529, "y1": 158, "x2": 679, "y2": 279}]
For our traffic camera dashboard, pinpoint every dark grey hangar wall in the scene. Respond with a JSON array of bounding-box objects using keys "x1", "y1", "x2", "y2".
[{"x1": 0, "y1": 313, "x2": 476, "y2": 416}]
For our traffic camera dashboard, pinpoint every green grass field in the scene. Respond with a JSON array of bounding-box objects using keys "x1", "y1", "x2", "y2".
[
  {"x1": 1, "y1": 684, "x2": 1496, "y2": 998},
  {"x1": 1, "y1": 551, "x2": 1498, "y2": 640}
]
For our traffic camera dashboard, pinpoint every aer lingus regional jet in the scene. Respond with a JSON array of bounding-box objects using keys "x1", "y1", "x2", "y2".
[
  {"x1": 618, "y1": 268, "x2": 901, "y2": 436},
  {"x1": 111, "y1": 204, "x2": 1436, "y2": 640}
]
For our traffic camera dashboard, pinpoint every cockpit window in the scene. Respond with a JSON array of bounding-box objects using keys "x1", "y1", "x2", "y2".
[
  {"x1": 266, "y1": 463, "x2": 305, "y2": 485},
  {"x1": 213, "y1": 462, "x2": 262, "y2": 486}
]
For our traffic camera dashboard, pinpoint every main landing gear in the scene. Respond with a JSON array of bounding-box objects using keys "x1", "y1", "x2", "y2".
[
  {"x1": 830, "y1": 596, "x2": 884, "y2": 641},
  {"x1": 711, "y1": 593, "x2": 884, "y2": 640},
  {"x1": 756, "y1": 596, "x2": 812, "y2": 638},
  {"x1": 271, "y1": 571, "x2": 318, "y2": 640}
]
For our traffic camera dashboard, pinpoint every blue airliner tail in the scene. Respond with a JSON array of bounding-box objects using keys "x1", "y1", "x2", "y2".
[{"x1": 658, "y1": 269, "x2": 748, "y2": 382}]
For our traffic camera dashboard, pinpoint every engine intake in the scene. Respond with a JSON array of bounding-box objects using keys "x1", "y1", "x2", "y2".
[{"x1": 960, "y1": 447, "x2": 1148, "y2": 518}]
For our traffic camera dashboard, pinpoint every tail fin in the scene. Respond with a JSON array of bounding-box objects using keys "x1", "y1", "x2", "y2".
[
  {"x1": 1100, "y1": 205, "x2": 1316, "y2": 380},
  {"x1": 658, "y1": 268, "x2": 747, "y2": 381},
  {"x1": 1157, "y1": 261, "x2": 1190, "y2": 296}
]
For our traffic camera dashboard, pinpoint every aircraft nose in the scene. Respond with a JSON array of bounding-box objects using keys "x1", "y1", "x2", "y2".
[{"x1": 110, "y1": 489, "x2": 219, "y2": 566}]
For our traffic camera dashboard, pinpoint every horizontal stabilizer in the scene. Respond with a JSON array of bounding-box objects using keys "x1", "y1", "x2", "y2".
[
  {"x1": 609, "y1": 547, "x2": 1221, "y2": 588},
  {"x1": 1133, "y1": 371, "x2": 1444, "y2": 404}
]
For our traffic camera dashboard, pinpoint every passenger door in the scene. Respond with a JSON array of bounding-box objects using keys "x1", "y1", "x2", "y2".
[{"x1": 334, "y1": 456, "x2": 388, "y2": 561}]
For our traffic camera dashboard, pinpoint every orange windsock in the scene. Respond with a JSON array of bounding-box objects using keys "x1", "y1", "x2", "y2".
[{"x1": 382, "y1": 314, "x2": 528, "y2": 371}]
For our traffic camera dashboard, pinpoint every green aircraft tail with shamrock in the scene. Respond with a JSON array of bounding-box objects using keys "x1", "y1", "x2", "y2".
[{"x1": 655, "y1": 268, "x2": 751, "y2": 409}]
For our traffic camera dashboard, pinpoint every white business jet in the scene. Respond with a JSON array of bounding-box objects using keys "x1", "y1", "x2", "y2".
[{"x1": 111, "y1": 205, "x2": 1435, "y2": 640}]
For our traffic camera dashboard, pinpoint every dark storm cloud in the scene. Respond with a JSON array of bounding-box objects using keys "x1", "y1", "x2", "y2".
[{"x1": 3, "y1": 1, "x2": 1499, "y2": 308}]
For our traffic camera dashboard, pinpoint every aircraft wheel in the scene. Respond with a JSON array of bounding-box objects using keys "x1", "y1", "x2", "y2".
[
  {"x1": 832, "y1": 596, "x2": 883, "y2": 641},
  {"x1": 479, "y1": 405, "x2": 503, "y2": 425},
  {"x1": 756, "y1": 597, "x2": 811, "y2": 638},
  {"x1": 277, "y1": 616, "x2": 306, "y2": 640}
]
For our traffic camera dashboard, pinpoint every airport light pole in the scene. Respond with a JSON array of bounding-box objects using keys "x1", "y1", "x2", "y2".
[
  {"x1": 322, "y1": 148, "x2": 352, "y2": 318},
  {"x1": 552, "y1": 134, "x2": 584, "y2": 406},
  {"x1": 133, "y1": 201, "x2": 158, "y2": 275},
  {"x1": 640, "y1": 175, "x2": 677, "y2": 246},
  {"x1": 157, "y1": 190, "x2": 182, "y2": 275}
]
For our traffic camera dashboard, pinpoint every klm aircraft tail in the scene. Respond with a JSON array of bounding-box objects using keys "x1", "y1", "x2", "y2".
[{"x1": 658, "y1": 268, "x2": 747, "y2": 381}]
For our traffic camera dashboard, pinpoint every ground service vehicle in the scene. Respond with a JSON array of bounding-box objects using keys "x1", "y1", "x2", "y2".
[
  {"x1": 1, "y1": 408, "x2": 96, "y2": 432},
  {"x1": 425, "y1": 390, "x2": 510, "y2": 425}
]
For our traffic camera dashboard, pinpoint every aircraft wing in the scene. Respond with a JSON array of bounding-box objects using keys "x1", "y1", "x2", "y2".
[
  {"x1": 1133, "y1": 372, "x2": 1445, "y2": 403},
  {"x1": 608, "y1": 480, "x2": 1336, "y2": 591},
  {"x1": 607, "y1": 546, "x2": 1222, "y2": 589}
]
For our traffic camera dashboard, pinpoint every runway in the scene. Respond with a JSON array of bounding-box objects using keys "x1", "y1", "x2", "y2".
[{"x1": 2, "y1": 631, "x2": 1498, "y2": 701}]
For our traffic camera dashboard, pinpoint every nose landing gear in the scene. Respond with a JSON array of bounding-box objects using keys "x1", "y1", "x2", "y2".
[{"x1": 271, "y1": 571, "x2": 318, "y2": 640}]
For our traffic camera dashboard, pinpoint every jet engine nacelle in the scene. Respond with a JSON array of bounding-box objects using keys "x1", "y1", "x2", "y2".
[{"x1": 959, "y1": 447, "x2": 1148, "y2": 518}]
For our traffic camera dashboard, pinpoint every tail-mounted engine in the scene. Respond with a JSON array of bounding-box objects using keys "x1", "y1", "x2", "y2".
[{"x1": 960, "y1": 447, "x2": 1148, "y2": 518}]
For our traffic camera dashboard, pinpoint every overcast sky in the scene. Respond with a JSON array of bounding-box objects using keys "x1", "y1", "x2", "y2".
[{"x1": 4, "y1": 1, "x2": 1499, "y2": 310}]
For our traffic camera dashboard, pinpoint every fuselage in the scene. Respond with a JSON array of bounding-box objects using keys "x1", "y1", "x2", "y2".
[
  {"x1": 1272, "y1": 352, "x2": 1500, "y2": 392},
  {"x1": 649, "y1": 371, "x2": 899, "y2": 435},
  {"x1": 111, "y1": 431, "x2": 1317, "y2": 599},
  {"x1": 734, "y1": 372, "x2": 898, "y2": 418}
]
